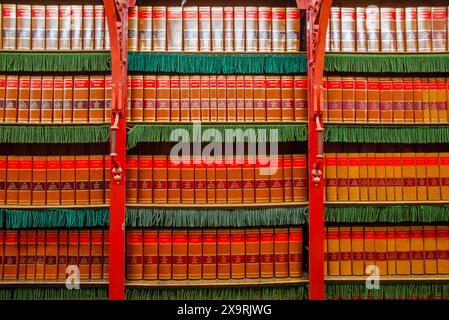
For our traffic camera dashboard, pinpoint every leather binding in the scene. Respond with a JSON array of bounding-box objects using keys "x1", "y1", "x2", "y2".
[
  {"x1": 396, "y1": 8, "x2": 406, "y2": 52},
  {"x1": 351, "y1": 226, "x2": 364, "y2": 275},
  {"x1": 94, "y1": 5, "x2": 105, "y2": 50},
  {"x1": 6, "y1": 156, "x2": 19, "y2": 205},
  {"x1": 289, "y1": 227, "x2": 303, "y2": 277},
  {"x1": 138, "y1": 155, "x2": 152, "y2": 204},
  {"x1": 126, "y1": 155, "x2": 138, "y2": 204},
  {"x1": 422, "y1": 79, "x2": 431, "y2": 123},
  {"x1": 201, "y1": 75, "x2": 210, "y2": 121},
  {"x1": 199, "y1": 7, "x2": 211, "y2": 52},
  {"x1": 184, "y1": 6, "x2": 199, "y2": 52},
  {"x1": 194, "y1": 157, "x2": 207, "y2": 204},
  {"x1": 341, "y1": 7, "x2": 355, "y2": 52},
  {"x1": 18, "y1": 76, "x2": 30, "y2": 123},
  {"x1": 41, "y1": 76, "x2": 53, "y2": 123},
  {"x1": 286, "y1": 7, "x2": 300, "y2": 52},
  {"x1": 242, "y1": 156, "x2": 255, "y2": 204},
  {"x1": 342, "y1": 77, "x2": 355, "y2": 122},
  {"x1": 246, "y1": 7, "x2": 258, "y2": 52},
  {"x1": 215, "y1": 158, "x2": 227, "y2": 203},
  {"x1": 31, "y1": 5, "x2": 45, "y2": 50},
  {"x1": 17, "y1": 5, "x2": 31, "y2": 50},
  {"x1": 355, "y1": 7, "x2": 367, "y2": 52},
  {"x1": 255, "y1": 156, "x2": 270, "y2": 203},
  {"x1": 436, "y1": 226, "x2": 449, "y2": 274},
  {"x1": 57, "y1": 230, "x2": 67, "y2": 279},
  {"x1": 190, "y1": 75, "x2": 201, "y2": 121},
  {"x1": 274, "y1": 227, "x2": 289, "y2": 278},
  {"x1": 90, "y1": 229, "x2": 103, "y2": 279},
  {"x1": 231, "y1": 229, "x2": 245, "y2": 279},
  {"x1": 31, "y1": 156, "x2": 45, "y2": 206},
  {"x1": 260, "y1": 228, "x2": 274, "y2": 278},
  {"x1": 392, "y1": 78, "x2": 404, "y2": 122},
  {"x1": 209, "y1": 76, "x2": 217, "y2": 121},
  {"x1": 131, "y1": 75, "x2": 143, "y2": 122},
  {"x1": 246, "y1": 228, "x2": 260, "y2": 278},
  {"x1": 385, "y1": 154, "x2": 395, "y2": 201},
  {"x1": 0, "y1": 75, "x2": 5, "y2": 121},
  {"x1": 156, "y1": 75, "x2": 170, "y2": 121},
  {"x1": 396, "y1": 226, "x2": 411, "y2": 275},
  {"x1": 431, "y1": 7, "x2": 447, "y2": 52},
  {"x1": 339, "y1": 226, "x2": 352, "y2": 276},
  {"x1": 283, "y1": 155, "x2": 293, "y2": 202},
  {"x1": 75, "y1": 155, "x2": 89, "y2": 205},
  {"x1": 0, "y1": 156, "x2": 5, "y2": 204},
  {"x1": 402, "y1": 78, "x2": 414, "y2": 122},
  {"x1": 380, "y1": 7, "x2": 396, "y2": 52},
  {"x1": 281, "y1": 76, "x2": 294, "y2": 122},
  {"x1": 5, "y1": 75, "x2": 19, "y2": 123},
  {"x1": 217, "y1": 229, "x2": 231, "y2": 279},
  {"x1": 258, "y1": 7, "x2": 272, "y2": 52},
  {"x1": 206, "y1": 158, "x2": 216, "y2": 204},
  {"x1": 325, "y1": 153, "x2": 337, "y2": 201},
  {"x1": 127, "y1": 229, "x2": 143, "y2": 280},
  {"x1": 61, "y1": 156, "x2": 75, "y2": 205},
  {"x1": 0, "y1": 231, "x2": 3, "y2": 278},
  {"x1": 83, "y1": 5, "x2": 94, "y2": 50},
  {"x1": 244, "y1": 76, "x2": 254, "y2": 121},
  {"x1": 337, "y1": 153, "x2": 349, "y2": 201},
  {"x1": 380, "y1": 78, "x2": 393, "y2": 123},
  {"x1": 90, "y1": 75, "x2": 106, "y2": 123},
  {"x1": 254, "y1": 76, "x2": 266, "y2": 121},
  {"x1": 143, "y1": 230, "x2": 158, "y2": 280},
  {"x1": 47, "y1": 156, "x2": 60, "y2": 205},
  {"x1": 169, "y1": 75, "x2": 181, "y2": 121},
  {"x1": 90, "y1": 155, "x2": 104, "y2": 205},
  {"x1": 105, "y1": 76, "x2": 112, "y2": 122},
  {"x1": 348, "y1": 153, "x2": 360, "y2": 201},
  {"x1": 405, "y1": 7, "x2": 418, "y2": 52},
  {"x1": 188, "y1": 229, "x2": 202, "y2": 280},
  {"x1": 153, "y1": 6, "x2": 167, "y2": 52},
  {"x1": 440, "y1": 153, "x2": 449, "y2": 200},
  {"x1": 29, "y1": 76, "x2": 41, "y2": 123},
  {"x1": 367, "y1": 153, "x2": 377, "y2": 201},
  {"x1": 78, "y1": 230, "x2": 90, "y2": 279},
  {"x1": 294, "y1": 76, "x2": 308, "y2": 121},
  {"x1": 327, "y1": 77, "x2": 342, "y2": 122},
  {"x1": 224, "y1": 7, "x2": 234, "y2": 52},
  {"x1": 18, "y1": 230, "x2": 27, "y2": 279},
  {"x1": 270, "y1": 157, "x2": 284, "y2": 203},
  {"x1": 127, "y1": 6, "x2": 138, "y2": 52},
  {"x1": 202, "y1": 229, "x2": 217, "y2": 279},
  {"x1": 53, "y1": 77, "x2": 64, "y2": 123},
  {"x1": 374, "y1": 226, "x2": 388, "y2": 275},
  {"x1": 2, "y1": 4, "x2": 16, "y2": 50},
  {"x1": 387, "y1": 226, "x2": 396, "y2": 275},
  {"x1": 143, "y1": 75, "x2": 156, "y2": 122},
  {"x1": 167, "y1": 7, "x2": 182, "y2": 52},
  {"x1": 211, "y1": 7, "x2": 224, "y2": 52},
  {"x1": 217, "y1": 75, "x2": 227, "y2": 121},
  {"x1": 181, "y1": 158, "x2": 195, "y2": 204},
  {"x1": 104, "y1": 156, "x2": 110, "y2": 203},
  {"x1": 4, "y1": 230, "x2": 18, "y2": 280},
  {"x1": 272, "y1": 7, "x2": 286, "y2": 52},
  {"x1": 324, "y1": 228, "x2": 328, "y2": 275},
  {"x1": 226, "y1": 75, "x2": 237, "y2": 121},
  {"x1": 168, "y1": 157, "x2": 181, "y2": 204},
  {"x1": 58, "y1": 6, "x2": 71, "y2": 50},
  {"x1": 266, "y1": 76, "x2": 281, "y2": 121},
  {"x1": 424, "y1": 225, "x2": 437, "y2": 274},
  {"x1": 73, "y1": 76, "x2": 89, "y2": 123},
  {"x1": 393, "y1": 153, "x2": 403, "y2": 201},
  {"x1": 364, "y1": 227, "x2": 375, "y2": 275},
  {"x1": 411, "y1": 226, "x2": 424, "y2": 275},
  {"x1": 366, "y1": 6, "x2": 380, "y2": 52},
  {"x1": 429, "y1": 78, "x2": 439, "y2": 123},
  {"x1": 367, "y1": 77, "x2": 380, "y2": 123},
  {"x1": 18, "y1": 156, "x2": 32, "y2": 205},
  {"x1": 103, "y1": 231, "x2": 109, "y2": 279},
  {"x1": 355, "y1": 77, "x2": 367, "y2": 122},
  {"x1": 417, "y1": 7, "x2": 432, "y2": 52},
  {"x1": 180, "y1": 76, "x2": 190, "y2": 121},
  {"x1": 427, "y1": 153, "x2": 441, "y2": 201},
  {"x1": 172, "y1": 229, "x2": 187, "y2": 280},
  {"x1": 44, "y1": 230, "x2": 58, "y2": 279},
  {"x1": 127, "y1": 77, "x2": 131, "y2": 121},
  {"x1": 330, "y1": 7, "x2": 341, "y2": 51},
  {"x1": 416, "y1": 153, "x2": 428, "y2": 201},
  {"x1": 236, "y1": 76, "x2": 245, "y2": 121},
  {"x1": 138, "y1": 6, "x2": 152, "y2": 52},
  {"x1": 158, "y1": 230, "x2": 172, "y2": 280},
  {"x1": 63, "y1": 76, "x2": 73, "y2": 123},
  {"x1": 376, "y1": 153, "x2": 387, "y2": 201},
  {"x1": 26, "y1": 230, "x2": 36, "y2": 279},
  {"x1": 327, "y1": 226, "x2": 340, "y2": 276},
  {"x1": 234, "y1": 7, "x2": 245, "y2": 52},
  {"x1": 35, "y1": 230, "x2": 45, "y2": 280},
  {"x1": 71, "y1": 5, "x2": 82, "y2": 50}
]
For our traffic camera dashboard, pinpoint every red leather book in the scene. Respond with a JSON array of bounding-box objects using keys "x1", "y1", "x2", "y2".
[
  {"x1": 403, "y1": 78, "x2": 414, "y2": 122},
  {"x1": 355, "y1": 77, "x2": 368, "y2": 123},
  {"x1": 91, "y1": 230, "x2": 103, "y2": 280},
  {"x1": 143, "y1": 75, "x2": 156, "y2": 122},
  {"x1": 103, "y1": 231, "x2": 109, "y2": 279},
  {"x1": 188, "y1": 229, "x2": 202, "y2": 280},
  {"x1": 245, "y1": 228, "x2": 260, "y2": 278},
  {"x1": 153, "y1": 155, "x2": 167, "y2": 204},
  {"x1": 206, "y1": 159, "x2": 216, "y2": 204},
  {"x1": 266, "y1": 76, "x2": 281, "y2": 122},
  {"x1": 260, "y1": 228, "x2": 274, "y2": 278},
  {"x1": 73, "y1": 76, "x2": 89, "y2": 123},
  {"x1": 294, "y1": 76, "x2": 308, "y2": 121},
  {"x1": 44, "y1": 229, "x2": 58, "y2": 280},
  {"x1": 75, "y1": 155, "x2": 89, "y2": 205},
  {"x1": 35, "y1": 230, "x2": 45, "y2": 280},
  {"x1": 57, "y1": 230, "x2": 68, "y2": 279},
  {"x1": 46, "y1": 156, "x2": 61, "y2": 206},
  {"x1": 243, "y1": 156, "x2": 255, "y2": 204},
  {"x1": 202, "y1": 229, "x2": 217, "y2": 279},
  {"x1": 283, "y1": 155, "x2": 293, "y2": 202},
  {"x1": 270, "y1": 157, "x2": 284, "y2": 203},
  {"x1": 53, "y1": 77, "x2": 63, "y2": 123},
  {"x1": 231, "y1": 229, "x2": 245, "y2": 279},
  {"x1": 293, "y1": 155, "x2": 307, "y2": 202},
  {"x1": 274, "y1": 228, "x2": 289, "y2": 278},
  {"x1": 143, "y1": 230, "x2": 158, "y2": 280},
  {"x1": 4, "y1": 230, "x2": 19, "y2": 280},
  {"x1": 26, "y1": 230, "x2": 36, "y2": 280},
  {"x1": 138, "y1": 155, "x2": 152, "y2": 204},
  {"x1": 190, "y1": 76, "x2": 201, "y2": 121},
  {"x1": 255, "y1": 156, "x2": 270, "y2": 203},
  {"x1": 78, "y1": 230, "x2": 91, "y2": 280},
  {"x1": 217, "y1": 229, "x2": 231, "y2": 279},
  {"x1": 127, "y1": 229, "x2": 143, "y2": 280},
  {"x1": 158, "y1": 230, "x2": 172, "y2": 280},
  {"x1": 156, "y1": 75, "x2": 170, "y2": 122},
  {"x1": 172, "y1": 230, "x2": 188, "y2": 280},
  {"x1": 367, "y1": 78, "x2": 380, "y2": 122},
  {"x1": 392, "y1": 78, "x2": 405, "y2": 123},
  {"x1": 227, "y1": 157, "x2": 243, "y2": 204},
  {"x1": 18, "y1": 230, "x2": 27, "y2": 280},
  {"x1": 89, "y1": 155, "x2": 104, "y2": 205},
  {"x1": 17, "y1": 76, "x2": 30, "y2": 123},
  {"x1": 169, "y1": 75, "x2": 180, "y2": 122}
]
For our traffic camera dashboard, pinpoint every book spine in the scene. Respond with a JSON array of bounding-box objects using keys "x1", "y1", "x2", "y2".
[
  {"x1": 374, "y1": 226, "x2": 388, "y2": 275},
  {"x1": 181, "y1": 158, "x2": 195, "y2": 204},
  {"x1": 104, "y1": 16, "x2": 110, "y2": 50},
  {"x1": 366, "y1": 6, "x2": 380, "y2": 52},
  {"x1": 199, "y1": 7, "x2": 211, "y2": 52},
  {"x1": 127, "y1": 6, "x2": 138, "y2": 52},
  {"x1": 392, "y1": 78, "x2": 404, "y2": 122},
  {"x1": 367, "y1": 153, "x2": 377, "y2": 201},
  {"x1": 266, "y1": 76, "x2": 281, "y2": 122},
  {"x1": 209, "y1": 76, "x2": 217, "y2": 121},
  {"x1": 90, "y1": 229, "x2": 103, "y2": 279},
  {"x1": 325, "y1": 153, "x2": 337, "y2": 201},
  {"x1": 28, "y1": 76, "x2": 41, "y2": 123},
  {"x1": 202, "y1": 229, "x2": 216, "y2": 279},
  {"x1": 255, "y1": 157, "x2": 270, "y2": 203},
  {"x1": 217, "y1": 229, "x2": 230, "y2": 279},
  {"x1": 405, "y1": 7, "x2": 418, "y2": 52},
  {"x1": 26, "y1": 230, "x2": 36, "y2": 279},
  {"x1": 78, "y1": 230, "x2": 90, "y2": 279},
  {"x1": 286, "y1": 8, "x2": 300, "y2": 52},
  {"x1": 355, "y1": 77, "x2": 367, "y2": 122},
  {"x1": 403, "y1": 78, "x2": 414, "y2": 122},
  {"x1": 75, "y1": 155, "x2": 89, "y2": 205},
  {"x1": 260, "y1": 228, "x2": 274, "y2": 278},
  {"x1": 258, "y1": 7, "x2": 272, "y2": 52},
  {"x1": 153, "y1": 155, "x2": 167, "y2": 204},
  {"x1": 424, "y1": 226, "x2": 437, "y2": 274},
  {"x1": 31, "y1": 5, "x2": 45, "y2": 50},
  {"x1": 104, "y1": 156, "x2": 110, "y2": 204},
  {"x1": 194, "y1": 158, "x2": 206, "y2": 204},
  {"x1": 103, "y1": 231, "x2": 109, "y2": 278},
  {"x1": 339, "y1": 226, "x2": 352, "y2": 275},
  {"x1": 274, "y1": 227, "x2": 289, "y2": 278},
  {"x1": 180, "y1": 76, "x2": 190, "y2": 121},
  {"x1": 188, "y1": 229, "x2": 202, "y2": 280},
  {"x1": 130, "y1": 75, "x2": 143, "y2": 122},
  {"x1": 280, "y1": 76, "x2": 295, "y2": 122},
  {"x1": 215, "y1": 159, "x2": 227, "y2": 203},
  {"x1": 18, "y1": 230, "x2": 27, "y2": 279},
  {"x1": 416, "y1": 153, "x2": 428, "y2": 201},
  {"x1": 211, "y1": 7, "x2": 223, "y2": 52},
  {"x1": 380, "y1": 7, "x2": 396, "y2": 52},
  {"x1": 137, "y1": 155, "x2": 152, "y2": 204},
  {"x1": 5, "y1": 75, "x2": 18, "y2": 123},
  {"x1": 431, "y1": 7, "x2": 447, "y2": 52},
  {"x1": 330, "y1": 7, "x2": 341, "y2": 51},
  {"x1": 417, "y1": 7, "x2": 432, "y2": 52},
  {"x1": 393, "y1": 153, "x2": 403, "y2": 201},
  {"x1": 380, "y1": 78, "x2": 393, "y2": 123},
  {"x1": 71, "y1": 6, "x2": 82, "y2": 50},
  {"x1": 46, "y1": 156, "x2": 60, "y2": 205},
  {"x1": 422, "y1": 79, "x2": 431, "y2": 123},
  {"x1": 94, "y1": 5, "x2": 105, "y2": 50},
  {"x1": 83, "y1": 5, "x2": 94, "y2": 50},
  {"x1": 231, "y1": 229, "x2": 245, "y2": 279},
  {"x1": 356, "y1": 7, "x2": 367, "y2": 52},
  {"x1": 270, "y1": 157, "x2": 284, "y2": 203},
  {"x1": 396, "y1": 8, "x2": 406, "y2": 52},
  {"x1": 62, "y1": 76, "x2": 73, "y2": 123},
  {"x1": 89, "y1": 155, "x2": 104, "y2": 205},
  {"x1": 427, "y1": 153, "x2": 441, "y2": 201},
  {"x1": 411, "y1": 226, "x2": 424, "y2": 275},
  {"x1": 2, "y1": 4, "x2": 16, "y2": 50},
  {"x1": 244, "y1": 76, "x2": 254, "y2": 121},
  {"x1": 152, "y1": 6, "x2": 167, "y2": 52},
  {"x1": 60, "y1": 156, "x2": 75, "y2": 205},
  {"x1": 18, "y1": 156, "x2": 32, "y2": 205},
  {"x1": 89, "y1": 76, "x2": 106, "y2": 123},
  {"x1": 158, "y1": 230, "x2": 172, "y2": 280},
  {"x1": 190, "y1": 75, "x2": 201, "y2": 121},
  {"x1": 387, "y1": 226, "x2": 396, "y2": 275},
  {"x1": 327, "y1": 227, "x2": 340, "y2": 275},
  {"x1": 327, "y1": 77, "x2": 342, "y2": 122},
  {"x1": 126, "y1": 155, "x2": 138, "y2": 204},
  {"x1": 104, "y1": 76, "x2": 112, "y2": 122},
  {"x1": 35, "y1": 230, "x2": 45, "y2": 280},
  {"x1": 283, "y1": 155, "x2": 293, "y2": 202},
  {"x1": 0, "y1": 156, "x2": 5, "y2": 205},
  {"x1": 126, "y1": 76, "x2": 131, "y2": 121},
  {"x1": 127, "y1": 229, "x2": 143, "y2": 280},
  {"x1": 4, "y1": 230, "x2": 18, "y2": 279},
  {"x1": 156, "y1": 75, "x2": 170, "y2": 122},
  {"x1": 342, "y1": 77, "x2": 355, "y2": 122},
  {"x1": 236, "y1": 76, "x2": 245, "y2": 121},
  {"x1": 41, "y1": 76, "x2": 53, "y2": 123},
  {"x1": 138, "y1": 6, "x2": 152, "y2": 52},
  {"x1": 223, "y1": 7, "x2": 233, "y2": 52},
  {"x1": 385, "y1": 154, "x2": 395, "y2": 201},
  {"x1": 216, "y1": 75, "x2": 227, "y2": 121},
  {"x1": 167, "y1": 157, "x2": 181, "y2": 204},
  {"x1": 143, "y1": 75, "x2": 156, "y2": 122},
  {"x1": 201, "y1": 75, "x2": 210, "y2": 121},
  {"x1": 289, "y1": 227, "x2": 302, "y2": 277},
  {"x1": 429, "y1": 78, "x2": 439, "y2": 123},
  {"x1": 351, "y1": 226, "x2": 364, "y2": 275},
  {"x1": 183, "y1": 6, "x2": 199, "y2": 52},
  {"x1": 143, "y1": 230, "x2": 158, "y2": 280},
  {"x1": 44, "y1": 230, "x2": 58, "y2": 279},
  {"x1": 206, "y1": 159, "x2": 216, "y2": 204},
  {"x1": 337, "y1": 153, "x2": 349, "y2": 201},
  {"x1": 6, "y1": 156, "x2": 19, "y2": 205},
  {"x1": 245, "y1": 228, "x2": 259, "y2": 278},
  {"x1": 234, "y1": 7, "x2": 245, "y2": 52},
  {"x1": 272, "y1": 7, "x2": 286, "y2": 52},
  {"x1": 253, "y1": 76, "x2": 266, "y2": 121},
  {"x1": 73, "y1": 76, "x2": 89, "y2": 123},
  {"x1": 53, "y1": 77, "x2": 63, "y2": 123},
  {"x1": 293, "y1": 154, "x2": 307, "y2": 202},
  {"x1": 227, "y1": 158, "x2": 242, "y2": 204},
  {"x1": 367, "y1": 78, "x2": 380, "y2": 122},
  {"x1": 17, "y1": 5, "x2": 31, "y2": 50},
  {"x1": 396, "y1": 226, "x2": 411, "y2": 275},
  {"x1": 348, "y1": 153, "x2": 360, "y2": 201},
  {"x1": 242, "y1": 156, "x2": 255, "y2": 204},
  {"x1": 17, "y1": 76, "x2": 30, "y2": 123},
  {"x1": 58, "y1": 6, "x2": 71, "y2": 50},
  {"x1": 364, "y1": 227, "x2": 375, "y2": 275},
  {"x1": 0, "y1": 76, "x2": 5, "y2": 122},
  {"x1": 57, "y1": 230, "x2": 67, "y2": 279},
  {"x1": 246, "y1": 7, "x2": 258, "y2": 52},
  {"x1": 294, "y1": 76, "x2": 307, "y2": 122},
  {"x1": 436, "y1": 226, "x2": 449, "y2": 274},
  {"x1": 30, "y1": 156, "x2": 45, "y2": 206},
  {"x1": 167, "y1": 7, "x2": 182, "y2": 52},
  {"x1": 341, "y1": 7, "x2": 356, "y2": 52},
  {"x1": 440, "y1": 153, "x2": 449, "y2": 200}
]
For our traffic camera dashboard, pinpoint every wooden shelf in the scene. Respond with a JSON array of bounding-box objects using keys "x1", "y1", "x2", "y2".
[
  {"x1": 127, "y1": 202, "x2": 308, "y2": 209},
  {"x1": 0, "y1": 279, "x2": 108, "y2": 286},
  {"x1": 325, "y1": 201, "x2": 449, "y2": 206},
  {"x1": 325, "y1": 275, "x2": 449, "y2": 282},
  {"x1": 0, "y1": 204, "x2": 109, "y2": 210}
]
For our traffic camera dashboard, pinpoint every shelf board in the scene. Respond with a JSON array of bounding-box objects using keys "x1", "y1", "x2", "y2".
[
  {"x1": 127, "y1": 202, "x2": 308, "y2": 209},
  {"x1": 0, "y1": 123, "x2": 108, "y2": 126},
  {"x1": 325, "y1": 201, "x2": 449, "y2": 206},
  {"x1": 128, "y1": 122, "x2": 308, "y2": 126},
  {"x1": 325, "y1": 275, "x2": 449, "y2": 282},
  {"x1": 0, "y1": 279, "x2": 108, "y2": 286},
  {"x1": 0, "y1": 204, "x2": 109, "y2": 210},
  {"x1": 325, "y1": 122, "x2": 449, "y2": 126},
  {"x1": 126, "y1": 276, "x2": 308, "y2": 288}
]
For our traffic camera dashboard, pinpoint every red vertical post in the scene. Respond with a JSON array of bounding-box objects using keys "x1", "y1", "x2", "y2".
[
  {"x1": 304, "y1": 0, "x2": 332, "y2": 300},
  {"x1": 104, "y1": 0, "x2": 130, "y2": 300}
]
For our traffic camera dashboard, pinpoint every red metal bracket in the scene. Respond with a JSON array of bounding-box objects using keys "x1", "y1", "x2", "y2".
[
  {"x1": 304, "y1": 0, "x2": 333, "y2": 300},
  {"x1": 104, "y1": 0, "x2": 129, "y2": 300}
]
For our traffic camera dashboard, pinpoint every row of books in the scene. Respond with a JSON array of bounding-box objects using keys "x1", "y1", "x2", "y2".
[
  {"x1": 323, "y1": 77, "x2": 449, "y2": 124},
  {"x1": 327, "y1": 6, "x2": 449, "y2": 52},
  {"x1": 0, "y1": 229, "x2": 109, "y2": 280},
  {"x1": 127, "y1": 227, "x2": 303, "y2": 280},
  {"x1": 325, "y1": 153, "x2": 449, "y2": 202},
  {"x1": 325, "y1": 226, "x2": 449, "y2": 276},
  {"x1": 0, "y1": 155, "x2": 110, "y2": 206},
  {"x1": 0, "y1": 4, "x2": 110, "y2": 51},
  {"x1": 126, "y1": 155, "x2": 307, "y2": 205}
]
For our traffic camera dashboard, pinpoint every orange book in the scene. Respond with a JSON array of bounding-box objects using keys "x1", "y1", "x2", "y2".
[
  {"x1": 342, "y1": 77, "x2": 355, "y2": 122},
  {"x1": 255, "y1": 157, "x2": 270, "y2": 203},
  {"x1": 244, "y1": 76, "x2": 254, "y2": 121},
  {"x1": 53, "y1": 77, "x2": 63, "y2": 123},
  {"x1": 57, "y1": 230, "x2": 68, "y2": 279},
  {"x1": 75, "y1": 156, "x2": 89, "y2": 205},
  {"x1": 436, "y1": 226, "x2": 449, "y2": 274},
  {"x1": 187, "y1": 229, "x2": 202, "y2": 280},
  {"x1": 281, "y1": 76, "x2": 294, "y2": 121},
  {"x1": 31, "y1": 156, "x2": 46, "y2": 206},
  {"x1": 41, "y1": 76, "x2": 53, "y2": 123},
  {"x1": 429, "y1": 78, "x2": 439, "y2": 123},
  {"x1": 385, "y1": 154, "x2": 395, "y2": 201},
  {"x1": 67, "y1": 230, "x2": 78, "y2": 271},
  {"x1": 143, "y1": 75, "x2": 156, "y2": 122},
  {"x1": 286, "y1": 8, "x2": 300, "y2": 52},
  {"x1": 416, "y1": 153, "x2": 428, "y2": 201},
  {"x1": 4, "y1": 230, "x2": 19, "y2": 280},
  {"x1": 194, "y1": 158, "x2": 207, "y2": 204},
  {"x1": 402, "y1": 153, "x2": 417, "y2": 201},
  {"x1": 254, "y1": 76, "x2": 266, "y2": 121},
  {"x1": 380, "y1": 78, "x2": 393, "y2": 122},
  {"x1": 427, "y1": 153, "x2": 441, "y2": 201},
  {"x1": 26, "y1": 230, "x2": 36, "y2": 280},
  {"x1": 200, "y1": 76, "x2": 210, "y2": 122},
  {"x1": 127, "y1": 229, "x2": 143, "y2": 280},
  {"x1": 88, "y1": 76, "x2": 106, "y2": 123},
  {"x1": 327, "y1": 77, "x2": 342, "y2": 122},
  {"x1": 246, "y1": 228, "x2": 260, "y2": 278},
  {"x1": 403, "y1": 78, "x2": 414, "y2": 122},
  {"x1": 293, "y1": 154, "x2": 307, "y2": 202},
  {"x1": 153, "y1": 155, "x2": 167, "y2": 204},
  {"x1": 127, "y1": 6, "x2": 138, "y2": 51},
  {"x1": 413, "y1": 78, "x2": 424, "y2": 123},
  {"x1": 374, "y1": 227, "x2": 387, "y2": 275},
  {"x1": 325, "y1": 153, "x2": 337, "y2": 201},
  {"x1": 364, "y1": 227, "x2": 375, "y2": 275},
  {"x1": 167, "y1": 157, "x2": 181, "y2": 204},
  {"x1": 260, "y1": 228, "x2": 274, "y2": 278},
  {"x1": 169, "y1": 75, "x2": 180, "y2": 122},
  {"x1": 78, "y1": 230, "x2": 91, "y2": 280},
  {"x1": 274, "y1": 228, "x2": 289, "y2": 278},
  {"x1": 103, "y1": 231, "x2": 109, "y2": 279},
  {"x1": 243, "y1": 156, "x2": 255, "y2": 204},
  {"x1": 73, "y1": 77, "x2": 89, "y2": 123},
  {"x1": 202, "y1": 229, "x2": 217, "y2": 279},
  {"x1": 215, "y1": 159, "x2": 227, "y2": 204},
  {"x1": 437, "y1": 78, "x2": 447, "y2": 122},
  {"x1": 236, "y1": 76, "x2": 245, "y2": 121},
  {"x1": 289, "y1": 227, "x2": 303, "y2": 277},
  {"x1": 392, "y1": 78, "x2": 404, "y2": 123},
  {"x1": 375, "y1": 153, "x2": 386, "y2": 201},
  {"x1": 16, "y1": 6, "x2": 30, "y2": 49},
  {"x1": 226, "y1": 75, "x2": 237, "y2": 121},
  {"x1": 158, "y1": 230, "x2": 172, "y2": 280},
  {"x1": 143, "y1": 230, "x2": 158, "y2": 280},
  {"x1": 206, "y1": 160, "x2": 216, "y2": 204},
  {"x1": 424, "y1": 226, "x2": 437, "y2": 274},
  {"x1": 44, "y1": 230, "x2": 58, "y2": 280},
  {"x1": 217, "y1": 229, "x2": 231, "y2": 279},
  {"x1": 272, "y1": 7, "x2": 286, "y2": 52},
  {"x1": 138, "y1": 6, "x2": 152, "y2": 51},
  {"x1": 348, "y1": 154, "x2": 360, "y2": 201},
  {"x1": 0, "y1": 76, "x2": 6, "y2": 122},
  {"x1": 199, "y1": 7, "x2": 211, "y2": 52},
  {"x1": 18, "y1": 156, "x2": 32, "y2": 206},
  {"x1": 339, "y1": 226, "x2": 352, "y2": 276},
  {"x1": 18, "y1": 230, "x2": 27, "y2": 280},
  {"x1": 294, "y1": 76, "x2": 307, "y2": 122},
  {"x1": 17, "y1": 76, "x2": 30, "y2": 123},
  {"x1": 180, "y1": 76, "x2": 190, "y2": 122},
  {"x1": 231, "y1": 229, "x2": 245, "y2": 279},
  {"x1": 270, "y1": 157, "x2": 284, "y2": 203},
  {"x1": 327, "y1": 227, "x2": 340, "y2": 276},
  {"x1": 283, "y1": 155, "x2": 293, "y2": 202},
  {"x1": 266, "y1": 76, "x2": 281, "y2": 122},
  {"x1": 410, "y1": 226, "x2": 424, "y2": 275},
  {"x1": 190, "y1": 76, "x2": 201, "y2": 121},
  {"x1": 60, "y1": 156, "x2": 75, "y2": 205},
  {"x1": 181, "y1": 158, "x2": 195, "y2": 204},
  {"x1": 367, "y1": 78, "x2": 380, "y2": 122},
  {"x1": 5, "y1": 75, "x2": 19, "y2": 123},
  {"x1": 6, "y1": 156, "x2": 19, "y2": 205},
  {"x1": 422, "y1": 79, "x2": 431, "y2": 123},
  {"x1": 351, "y1": 226, "x2": 364, "y2": 275},
  {"x1": 90, "y1": 230, "x2": 103, "y2": 280},
  {"x1": 156, "y1": 76, "x2": 170, "y2": 122},
  {"x1": 394, "y1": 153, "x2": 403, "y2": 200},
  {"x1": 337, "y1": 153, "x2": 349, "y2": 201},
  {"x1": 89, "y1": 155, "x2": 104, "y2": 205},
  {"x1": 126, "y1": 155, "x2": 138, "y2": 204},
  {"x1": 440, "y1": 153, "x2": 449, "y2": 200},
  {"x1": 209, "y1": 76, "x2": 217, "y2": 121},
  {"x1": 0, "y1": 231, "x2": 3, "y2": 278},
  {"x1": 172, "y1": 230, "x2": 188, "y2": 280},
  {"x1": 396, "y1": 226, "x2": 411, "y2": 275},
  {"x1": 0, "y1": 157, "x2": 6, "y2": 204},
  {"x1": 62, "y1": 76, "x2": 73, "y2": 123},
  {"x1": 35, "y1": 230, "x2": 45, "y2": 280},
  {"x1": 211, "y1": 7, "x2": 224, "y2": 52},
  {"x1": 152, "y1": 6, "x2": 166, "y2": 52},
  {"x1": 387, "y1": 227, "x2": 396, "y2": 275},
  {"x1": 137, "y1": 155, "x2": 152, "y2": 204}
]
